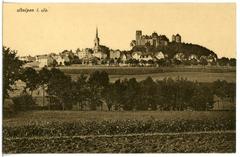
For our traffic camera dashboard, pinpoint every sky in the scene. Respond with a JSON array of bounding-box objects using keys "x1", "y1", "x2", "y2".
[{"x1": 3, "y1": 3, "x2": 236, "y2": 58}]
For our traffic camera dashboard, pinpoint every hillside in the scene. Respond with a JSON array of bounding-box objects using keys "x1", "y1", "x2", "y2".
[{"x1": 132, "y1": 42, "x2": 218, "y2": 59}]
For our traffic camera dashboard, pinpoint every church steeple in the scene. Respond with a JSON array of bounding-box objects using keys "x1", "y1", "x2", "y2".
[
  {"x1": 94, "y1": 27, "x2": 100, "y2": 52},
  {"x1": 96, "y1": 27, "x2": 98, "y2": 38}
]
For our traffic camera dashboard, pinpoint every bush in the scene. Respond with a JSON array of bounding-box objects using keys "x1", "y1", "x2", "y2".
[
  {"x1": 12, "y1": 94, "x2": 36, "y2": 111},
  {"x1": 3, "y1": 99, "x2": 15, "y2": 118}
]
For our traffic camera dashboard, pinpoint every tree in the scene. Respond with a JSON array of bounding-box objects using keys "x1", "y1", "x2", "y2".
[
  {"x1": 130, "y1": 40, "x2": 136, "y2": 47},
  {"x1": 88, "y1": 71, "x2": 110, "y2": 110},
  {"x1": 212, "y1": 80, "x2": 230, "y2": 99},
  {"x1": 183, "y1": 59, "x2": 191, "y2": 66},
  {"x1": 74, "y1": 74, "x2": 90, "y2": 110},
  {"x1": 132, "y1": 59, "x2": 140, "y2": 66},
  {"x1": 39, "y1": 67, "x2": 51, "y2": 107},
  {"x1": 101, "y1": 58, "x2": 108, "y2": 65},
  {"x1": 147, "y1": 59, "x2": 154, "y2": 66},
  {"x1": 156, "y1": 59, "x2": 166, "y2": 67},
  {"x1": 88, "y1": 71, "x2": 109, "y2": 87},
  {"x1": 102, "y1": 84, "x2": 115, "y2": 111},
  {"x1": 109, "y1": 58, "x2": 115, "y2": 65},
  {"x1": 116, "y1": 58, "x2": 122, "y2": 64},
  {"x1": 138, "y1": 76, "x2": 157, "y2": 110},
  {"x1": 229, "y1": 58, "x2": 236, "y2": 66},
  {"x1": 132, "y1": 46, "x2": 146, "y2": 52},
  {"x1": 173, "y1": 58, "x2": 182, "y2": 65},
  {"x1": 91, "y1": 57, "x2": 99, "y2": 65},
  {"x1": 71, "y1": 55, "x2": 81, "y2": 64},
  {"x1": 3, "y1": 46, "x2": 24, "y2": 99},
  {"x1": 47, "y1": 68, "x2": 73, "y2": 110},
  {"x1": 190, "y1": 58, "x2": 198, "y2": 65},
  {"x1": 199, "y1": 57, "x2": 208, "y2": 66},
  {"x1": 218, "y1": 57, "x2": 229, "y2": 66},
  {"x1": 190, "y1": 84, "x2": 214, "y2": 111},
  {"x1": 12, "y1": 93, "x2": 36, "y2": 111},
  {"x1": 21, "y1": 67, "x2": 39, "y2": 95},
  {"x1": 121, "y1": 78, "x2": 140, "y2": 111}
]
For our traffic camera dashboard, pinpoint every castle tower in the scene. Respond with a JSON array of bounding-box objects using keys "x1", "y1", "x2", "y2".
[
  {"x1": 172, "y1": 35, "x2": 176, "y2": 42},
  {"x1": 94, "y1": 27, "x2": 100, "y2": 52},
  {"x1": 136, "y1": 30, "x2": 142, "y2": 46},
  {"x1": 175, "y1": 34, "x2": 181, "y2": 43}
]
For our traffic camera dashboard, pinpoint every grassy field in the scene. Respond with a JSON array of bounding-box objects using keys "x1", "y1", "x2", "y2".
[
  {"x1": 57, "y1": 65, "x2": 236, "y2": 75},
  {"x1": 3, "y1": 111, "x2": 236, "y2": 153},
  {"x1": 56, "y1": 66, "x2": 236, "y2": 83},
  {"x1": 70, "y1": 71, "x2": 236, "y2": 83}
]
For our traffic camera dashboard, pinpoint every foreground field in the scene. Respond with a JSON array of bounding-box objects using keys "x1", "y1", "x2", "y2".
[
  {"x1": 3, "y1": 111, "x2": 236, "y2": 153},
  {"x1": 4, "y1": 132, "x2": 235, "y2": 153}
]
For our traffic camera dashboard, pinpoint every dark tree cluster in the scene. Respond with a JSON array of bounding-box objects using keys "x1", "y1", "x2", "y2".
[
  {"x1": 107, "y1": 77, "x2": 235, "y2": 111},
  {"x1": 3, "y1": 47, "x2": 24, "y2": 99},
  {"x1": 107, "y1": 77, "x2": 213, "y2": 111},
  {"x1": 20, "y1": 68, "x2": 110, "y2": 111}
]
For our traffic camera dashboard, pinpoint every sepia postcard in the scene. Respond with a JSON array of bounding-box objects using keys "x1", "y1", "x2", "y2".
[{"x1": 2, "y1": 2, "x2": 237, "y2": 154}]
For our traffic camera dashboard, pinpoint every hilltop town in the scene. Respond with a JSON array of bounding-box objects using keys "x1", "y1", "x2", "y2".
[{"x1": 20, "y1": 28, "x2": 236, "y2": 68}]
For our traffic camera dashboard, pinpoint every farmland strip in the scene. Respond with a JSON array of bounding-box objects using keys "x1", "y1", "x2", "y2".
[{"x1": 4, "y1": 130, "x2": 235, "y2": 141}]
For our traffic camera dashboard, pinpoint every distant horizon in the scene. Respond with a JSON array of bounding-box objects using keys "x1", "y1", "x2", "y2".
[{"x1": 3, "y1": 3, "x2": 236, "y2": 58}]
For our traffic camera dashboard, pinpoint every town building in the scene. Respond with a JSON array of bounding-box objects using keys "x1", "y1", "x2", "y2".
[
  {"x1": 77, "y1": 48, "x2": 93, "y2": 60},
  {"x1": 173, "y1": 53, "x2": 186, "y2": 61},
  {"x1": 109, "y1": 50, "x2": 121, "y2": 60},
  {"x1": 132, "y1": 51, "x2": 142, "y2": 60},
  {"x1": 36, "y1": 55, "x2": 54, "y2": 68},
  {"x1": 19, "y1": 55, "x2": 36, "y2": 62},
  {"x1": 154, "y1": 51, "x2": 165, "y2": 60},
  {"x1": 189, "y1": 54, "x2": 198, "y2": 60}
]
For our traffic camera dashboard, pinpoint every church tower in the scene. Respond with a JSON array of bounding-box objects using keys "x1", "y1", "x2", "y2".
[{"x1": 94, "y1": 27, "x2": 100, "y2": 52}]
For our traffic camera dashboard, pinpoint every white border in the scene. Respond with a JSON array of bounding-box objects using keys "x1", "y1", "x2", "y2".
[
  {"x1": 1, "y1": 0, "x2": 239, "y2": 157},
  {"x1": 1, "y1": 0, "x2": 238, "y2": 3}
]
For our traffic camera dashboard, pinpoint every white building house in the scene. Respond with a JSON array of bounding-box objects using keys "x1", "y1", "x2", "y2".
[
  {"x1": 207, "y1": 54, "x2": 217, "y2": 63},
  {"x1": 132, "y1": 51, "x2": 142, "y2": 60},
  {"x1": 55, "y1": 55, "x2": 65, "y2": 65},
  {"x1": 77, "y1": 49, "x2": 91, "y2": 59},
  {"x1": 36, "y1": 55, "x2": 54, "y2": 68},
  {"x1": 19, "y1": 55, "x2": 36, "y2": 62},
  {"x1": 155, "y1": 51, "x2": 165, "y2": 60},
  {"x1": 189, "y1": 54, "x2": 198, "y2": 60},
  {"x1": 174, "y1": 53, "x2": 185, "y2": 61},
  {"x1": 92, "y1": 51, "x2": 107, "y2": 60},
  {"x1": 110, "y1": 50, "x2": 121, "y2": 60}
]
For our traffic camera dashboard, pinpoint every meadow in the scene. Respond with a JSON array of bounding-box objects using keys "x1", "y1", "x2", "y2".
[
  {"x1": 3, "y1": 111, "x2": 236, "y2": 153},
  {"x1": 58, "y1": 66, "x2": 236, "y2": 83}
]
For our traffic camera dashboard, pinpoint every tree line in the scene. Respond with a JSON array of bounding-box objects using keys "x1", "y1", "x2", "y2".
[{"x1": 14, "y1": 67, "x2": 235, "y2": 111}]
